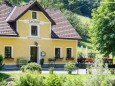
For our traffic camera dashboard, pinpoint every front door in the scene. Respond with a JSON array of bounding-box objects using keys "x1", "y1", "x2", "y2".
[{"x1": 30, "y1": 47, "x2": 38, "y2": 62}]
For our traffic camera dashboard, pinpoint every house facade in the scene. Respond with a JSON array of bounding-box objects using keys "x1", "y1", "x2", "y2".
[{"x1": 0, "y1": 1, "x2": 81, "y2": 66}]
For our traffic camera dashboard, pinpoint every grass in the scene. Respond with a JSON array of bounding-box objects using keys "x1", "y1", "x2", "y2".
[
  {"x1": 0, "y1": 72, "x2": 115, "y2": 81},
  {"x1": 0, "y1": 73, "x2": 10, "y2": 81}
]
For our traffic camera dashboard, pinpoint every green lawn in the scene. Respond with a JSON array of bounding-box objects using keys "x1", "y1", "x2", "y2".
[
  {"x1": 0, "y1": 73, "x2": 10, "y2": 81},
  {"x1": 0, "y1": 72, "x2": 115, "y2": 81}
]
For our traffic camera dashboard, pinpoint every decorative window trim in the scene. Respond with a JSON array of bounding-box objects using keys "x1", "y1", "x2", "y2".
[
  {"x1": 30, "y1": 25, "x2": 40, "y2": 37},
  {"x1": 4, "y1": 45, "x2": 13, "y2": 58},
  {"x1": 31, "y1": 11, "x2": 38, "y2": 20},
  {"x1": 66, "y1": 47, "x2": 73, "y2": 58},
  {"x1": 54, "y1": 47, "x2": 62, "y2": 58}
]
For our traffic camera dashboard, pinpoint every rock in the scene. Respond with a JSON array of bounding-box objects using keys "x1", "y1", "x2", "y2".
[{"x1": 6, "y1": 77, "x2": 15, "y2": 82}]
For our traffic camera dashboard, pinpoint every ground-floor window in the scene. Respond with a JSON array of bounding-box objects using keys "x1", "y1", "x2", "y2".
[
  {"x1": 4, "y1": 46, "x2": 12, "y2": 58},
  {"x1": 55, "y1": 48, "x2": 61, "y2": 58},
  {"x1": 66, "y1": 48, "x2": 72, "y2": 58}
]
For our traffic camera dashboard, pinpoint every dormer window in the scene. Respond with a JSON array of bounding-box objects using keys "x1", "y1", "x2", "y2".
[
  {"x1": 31, "y1": 26, "x2": 38, "y2": 36},
  {"x1": 32, "y1": 11, "x2": 37, "y2": 19}
]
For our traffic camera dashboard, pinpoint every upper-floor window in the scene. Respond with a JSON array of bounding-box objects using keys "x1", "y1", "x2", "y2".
[
  {"x1": 4, "y1": 46, "x2": 12, "y2": 58},
  {"x1": 32, "y1": 11, "x2": 37, "y2": 19},
  {"x1": 31, "y1": 26, "x2": 38, "y2": 36}
]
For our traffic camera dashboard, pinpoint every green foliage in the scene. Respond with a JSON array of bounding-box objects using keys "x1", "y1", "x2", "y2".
[
  {"x1": 64, "y1": 62, "x2": 76, "y2": 74},
  {"x1": 13, "y1": 72, "x2": 45, "y2": 86},
  {"x1": 49, "y1": 67, "x2": 54, "y2": 74},
  {"x1": 0, "y1": 55, "x2": 4, "y2": 70},
  {"x1": 89, "y1": 0, "x2": 115, "y2": 56},
  {"x1": 13, "y1": 72, "x2": 84, "y2": 86},
  {"x1": 21, "y1": 63, "x2": 42, "y2": 73},
  {"x1": 84, "y1": 58, "x2": 109, "y2": 86},
  {"x1": 100, "y1": 79, "x2": 112, "y2": 86},
  {"x1": 0, "y1": 80, "x2": 6, "y2": 86},
  {"x1": 77, "y1": 51, "x2": 85, "y2": 58},
  {"x1": 0, "y1": 55, "x2": 3, "y2": 64},
  {"x1": 63, "y1": 77, "x2": 83, "y2": 86},
  {"x1": 46, "y1": 74, "x2": 64, "y2": 86}
]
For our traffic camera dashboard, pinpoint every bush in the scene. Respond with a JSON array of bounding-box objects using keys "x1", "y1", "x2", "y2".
[
  {"x1": 45, "y1": 74, "x2": 65, "y2": 86},
  {"x1": 0, "y1": 55, "x2": 4, "y2": 70},
  {"x1": 21, "y1": 63, "x2": 42, "y2": 73},
  {"x1": 64, "y1": 62, "x2": 76, "y2": 74},
  {"x1": 63, "y1": 77, "x2": 83, "y2": 86},
  {"x1": 40, "y1": 58, "x2": 44, "y2": 66},
  {"x1": 49, "y1": 67, "x2": 54, "y2": 74},
  {"x1": 107, "y1": 78, "x2": 115, "y2": 86},
  {"x1": 13, "y1": 72, "x2": 45, "y2": 86},
  {"x1": 0, "y1": 55, "x2": 3, "y2": 64},
  {"x1": 0, "y1": 80, "x2": 6, "y2": 86},
  {"x1": 84, "y1": 58, "x2": 109, "y2": 86},
  {"x1": 100, "y1": 79, "x2": 112, "y2": 86}
]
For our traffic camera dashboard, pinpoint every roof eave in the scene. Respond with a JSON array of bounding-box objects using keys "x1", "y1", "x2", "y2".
[{"x1": 51, "y1": 37, "x2": 82, "y2": 40}]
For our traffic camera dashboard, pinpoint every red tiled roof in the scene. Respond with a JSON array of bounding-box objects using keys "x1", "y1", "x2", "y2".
[
  {"x1": 7, "y1": 2, "x2": 33, "y2": 22},
  {"x1": 0, "y1": 3, "x2": 17, "y2": 36},
  {"x1": 46, "y1": 9, "x2": 81, "y2": 40}
]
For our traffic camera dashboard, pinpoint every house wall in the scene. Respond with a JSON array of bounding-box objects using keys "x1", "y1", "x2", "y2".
[
  {"x1": 0, "y1": 10, "x2": 78, "y2": 65},
  {"x1": 17, "y1": 10, "x2": 51, "y2": 38},
  {"x1": 0, "y1": 38, "x2": 78, "y2": 64}
]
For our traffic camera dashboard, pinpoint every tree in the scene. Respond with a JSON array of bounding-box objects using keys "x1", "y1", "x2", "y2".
[{"x1": 89, "y1": 0, "x2": 115, "y2": 56}]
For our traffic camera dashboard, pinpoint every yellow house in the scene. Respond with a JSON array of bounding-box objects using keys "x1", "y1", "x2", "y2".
[{"x1": 0, "y1": 1, "x2": 81, "y2": 67}]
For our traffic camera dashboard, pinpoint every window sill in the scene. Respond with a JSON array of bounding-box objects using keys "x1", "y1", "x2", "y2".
[
  {"x1": 66, "y1": 58, "x2": 74, "y2": 60},
  {"x1": 4, "y1": 58, "x2": 14, "y2": 59},
  {"x1": 56, "y1": 58, "x2": 63, "y2": 60},
  {"x1": 4, "y1": 58, "x2": 14, "y2": 60},
  {"x1": 28, "y1": 36, "x2": 40, "y2": 38}
]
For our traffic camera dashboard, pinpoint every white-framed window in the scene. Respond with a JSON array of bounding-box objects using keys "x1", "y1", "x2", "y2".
[
  {"x1": 31, "y1": 25, "x2": 39, "y2": 36},
  {"x1": 66, "y1": 48, "x2": 73, "y2": 58},
  {"x1": 4, "y1": 46, "x2": 13, "y2": 58},
  {"x1": 55, "y1": 47, "x2": 62, "y2": 58},
  {"x1": 32, "y1": 11, "x2": 37, "y2": 19}
]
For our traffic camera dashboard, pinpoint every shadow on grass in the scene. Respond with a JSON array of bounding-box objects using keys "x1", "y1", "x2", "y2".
[{"x1": 0, "y1": 73, "x2": 10, "y2": 81}]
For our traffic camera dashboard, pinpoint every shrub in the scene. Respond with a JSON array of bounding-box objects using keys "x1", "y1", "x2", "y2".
[
  {"x1": 107, "y1": 78, "x2": 115, "y2": 86},
  {"x1": 0, "y1": 80, "x2": 6, "y2": 86},
  {"x1": 49, "y1": 67, "x2": 54, "y2": 74},
  {"x1": 63, "y1": 77, "x2": 83, "y2": 86},
  {"x1": 40, "y1": 58, "x2": 44, "y2": 66},
  {"x1": 21, "y1": 63, "x2": 42, "y2": 73},
  {"x1": 64, "y1": 62, "x2": 76, "y2": 74},
  {"x1": 100, "y1": 79, "x2": 112, "y2": 86},
  {"x1": 77, "y1": 52, "x2": 84, "y2": 58},
  {"x1": 0, "y1": 55, "x2": 3, "y2": 64},
  {"x1": 84, "y1": 58, "x2": 109, "y2": 86},
  {"x1": 45, "y1": 74, "x2": 65, "y2": 86},
  {"x1": 0, "y1": 55, "x2": 4, "y2": 70},
  {"x1": 13, "y1": 72, "x2": 45, "y2": 86}
]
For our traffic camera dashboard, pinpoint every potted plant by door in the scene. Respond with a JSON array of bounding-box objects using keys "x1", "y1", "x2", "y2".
[{"x1": 40, "y1": 58, "x2": 44, "y2": 67}]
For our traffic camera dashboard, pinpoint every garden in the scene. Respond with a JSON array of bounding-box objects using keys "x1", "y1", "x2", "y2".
[{"x1": 1, "y1": 58, "x2": 115, "y2": 86}]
